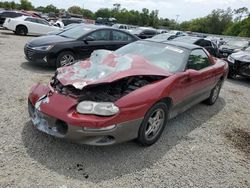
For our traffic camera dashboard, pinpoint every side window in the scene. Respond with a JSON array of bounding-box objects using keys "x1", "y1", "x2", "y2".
[
  {"x1": 37, "y1": 19, "x2": 49, "y2": 25},
  {"x1": 187, "y1": 49, "x2": 211, "y2": 70},
  {"x1": 199, "y1": 40, "x2": 212, "y2": 47},
  {"x1": 25, "y1": 18, "x2": 37, "y2": 23},
  {"x1": 112, "y1": 30, "x2": 133, "y2": 41},
  {"x1": 88, "y1": 30, "x2": 110, "y2": 41}
]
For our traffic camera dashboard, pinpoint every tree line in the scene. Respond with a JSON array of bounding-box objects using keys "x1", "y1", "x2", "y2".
[{"x1": 0, "y1": 0, "x2": 249, "y2": 37}]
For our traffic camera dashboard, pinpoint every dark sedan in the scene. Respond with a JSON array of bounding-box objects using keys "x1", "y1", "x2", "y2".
[
  {"x1": 24, "y1": 25, "x2": 139, "y2": 67},
  {"x1": 171, "y1": 36, "x2": 219, "y2": 57},
  {"x1": 227, "y1": 47, "x2": 250, "y2": 79},
  {"x1": 130, "y1": 27, "x2": 158, "y2": 39},
  {"x1": 219, "y1": 39, "x2": 250, "y2": 58}
]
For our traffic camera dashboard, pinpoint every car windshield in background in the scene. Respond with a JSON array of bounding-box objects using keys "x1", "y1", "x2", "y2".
[
  {"x1": 227, "y1": 40, "x2": 249, "y2": 48},
  {"x1": 152, "y1": 33, "x2": 173, "y2": 39},
  {"x1": 130, "y1": 28, "x2": 143, "y2": 35},
  {"x1": 59, "y1": 26, "x2": 94, "y2": 39},
  {"x1": 173, "y1": 36, "x2": 199, "y2": 44},
  {"x1": 245, "y1": 46, "x2": 250, "y2": 51},
  {"x1": 115, "y1": 41, "x2": 187, "y2": 73}
]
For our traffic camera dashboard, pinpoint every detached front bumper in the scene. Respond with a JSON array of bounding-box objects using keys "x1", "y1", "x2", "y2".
[{"x1": 28, "y1": 100, "x2": 142, "y2": 146}]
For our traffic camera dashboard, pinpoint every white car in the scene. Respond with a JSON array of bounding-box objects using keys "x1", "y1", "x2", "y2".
[{"x1": 3, "y1": 16, "x2": 61, "y2": 36}]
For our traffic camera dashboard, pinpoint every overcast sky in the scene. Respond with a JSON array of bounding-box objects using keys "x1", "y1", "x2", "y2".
[{"x1": 13, "y1": 0, "x2": 250, "y2": 21}]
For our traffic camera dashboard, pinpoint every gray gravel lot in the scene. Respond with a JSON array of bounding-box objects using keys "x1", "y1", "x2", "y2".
[{"x1": 0, "y1": 30, "x2": 249, "y2": 188}]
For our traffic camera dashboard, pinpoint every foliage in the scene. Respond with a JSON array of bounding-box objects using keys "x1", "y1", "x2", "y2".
[{"x1": 0, "y1": 1, "x2": 249, "y2": 37}]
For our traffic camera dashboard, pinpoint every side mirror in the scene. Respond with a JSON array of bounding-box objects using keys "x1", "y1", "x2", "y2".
[
  {"x1": 187, "y1": 69, "x2": 199, "y2": 76},
  {"x1": 84, "y1": 36, "x2": 95, "y2": 42}
]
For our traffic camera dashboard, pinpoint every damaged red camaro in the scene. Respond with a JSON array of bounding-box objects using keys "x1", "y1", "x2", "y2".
[{"x1": 28, "y1": 40, "x2": 228, "y2": 146}]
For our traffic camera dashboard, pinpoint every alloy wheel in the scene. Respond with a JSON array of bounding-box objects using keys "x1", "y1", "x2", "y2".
[
  {"x1": 60, "y1": 54, "x2": 75, "y2": 66},
  {"x1": 145, "y1": 108, "x2": 165, "y2": 141}
]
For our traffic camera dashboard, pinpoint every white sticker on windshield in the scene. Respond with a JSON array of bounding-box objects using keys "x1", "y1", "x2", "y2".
[{"x1": 165, "y1": 46, "x2": 183, "y2": 53}]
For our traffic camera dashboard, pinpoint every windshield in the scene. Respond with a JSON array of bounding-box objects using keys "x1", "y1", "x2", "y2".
[
  {"x1": 59, "y1": 26, "x2": 94, "y2": 39},
  {"x1": 173, "y1": 36, "x2": 199, "y2": 44},
  {"x1": 115, "y1": 41, "x2": 188, "y2": 73},
  {"x1": 130, "y1": 28, "x2": 143, "y2": 35},
  {"x1": 245, "y1": 47, "x2": 250, "y2": 51},
  {"x1": 227, "y1": 40, "x2": 249, "y2": 48},
  {"x1": 152, "y1": 33, "x2": 173, "y2": 40}
]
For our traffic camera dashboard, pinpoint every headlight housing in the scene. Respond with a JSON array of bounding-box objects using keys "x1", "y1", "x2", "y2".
[
  {"x1": 227, "y1": 55, "x2": 235, "y2": 63},
  {"x1": 76, "y1": 101, "x2": 119, "y2": 116},
  {"x1": 233, "y1": 48, "x2": 241, "y2": 53},
  {"x1": 31, "y1": 45, "x2": 54, "y2": 51}
]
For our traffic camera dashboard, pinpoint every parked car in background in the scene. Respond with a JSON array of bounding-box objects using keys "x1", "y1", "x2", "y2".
[
  {"x1": 131, "y1": 27, "x2": 158, "y2": 39},
  {"x1": 3, "y1": 16, "x2": 60, "y2": 35},
  {"x1": 227, "y1": 47, "x2": 250, "y2": 79},
  {"x1": 112, "y1": 24, "x2": 129, "y2": 30},
  {"x1": 0, "y1": 10, "x2": 29, "y2": 26},
  {"x1": 28, "y1": 40, "x2": 228, "y2": 146},
  {"x1": 150, "y1": 33, "x2": 179, "y2": 41},
  {"x1": 47, "y1": 23, "x2": 85, "y2": 35},
  {"x1": 157, "y1": 29, "x2": 169, "y2": 34},
  {"x1": 60, "y1": 18, "x2": 85, "y2": 26},
  {"x1": 169, "y1": 30, "x2": 186, "y2": 36},
  {"x1": 219, "y1": 39, "x2": 250, "y2": 58},
  {"x1": 172, "y1": 36, "x2": 219, "y2": 57},
  {"x1": 24, "y1": 25, "x2": 139, "y2": 67}
]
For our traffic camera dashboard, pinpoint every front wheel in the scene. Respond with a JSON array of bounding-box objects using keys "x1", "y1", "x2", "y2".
[
  {"x1": 56, "y1": 51, "x2": 76, "y2": 68},
  {"x1": 204, "y1": 80, "x2": 222, "y2": 105},
  {"x1": 137, "y1": 102, "x2": 168, "y2": 146},
  {"x1": 228, "y1": 69, "x2": 237, "y2": 79}
]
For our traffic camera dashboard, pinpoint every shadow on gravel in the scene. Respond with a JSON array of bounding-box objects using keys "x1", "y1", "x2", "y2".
[
  {"x1": 227, "y1": 77, "x2": 250, "y2": 88},
  {"x1": 21, "y1": 98, "x2": 225, "y2": 183},
  {"x1": 20, "y1": 61, "x2": 55, "y2": 74},
  {"x1": 225, "y1": 128, "x2": 250, "y2": 160}
]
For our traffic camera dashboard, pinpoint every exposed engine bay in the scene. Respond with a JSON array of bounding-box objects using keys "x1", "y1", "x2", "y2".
[{"x1": 50, "y1": 74, "x2": 165, "y2": 102}]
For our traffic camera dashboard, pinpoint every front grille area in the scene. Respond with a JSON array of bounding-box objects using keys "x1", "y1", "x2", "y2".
[{"x1": 25, "y1": 46, "x2": 36, "y2": 60}]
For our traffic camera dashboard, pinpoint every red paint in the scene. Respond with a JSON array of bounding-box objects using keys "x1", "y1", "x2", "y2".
[{"x1": 28, "y1": 54, "x2": 228, "y2": 128}]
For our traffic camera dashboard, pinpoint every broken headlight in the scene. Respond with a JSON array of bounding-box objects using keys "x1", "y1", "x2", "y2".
[
  {"x1": 227, "y1": 55, "x2": 235, "y2": 63},
  {"x1": 31, "y1": 45, "x2": 54, "y2": 51},
  {"x1": 76, "y1": 101, "x2": 119, "y2": 116}
]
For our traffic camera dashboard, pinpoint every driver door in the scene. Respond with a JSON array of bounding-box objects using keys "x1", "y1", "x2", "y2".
[
  {"x1": 77, "y1": 29, "x2": 113, "y2": 59},
  {"x1": 173, "y1": 49, "x2": 216, "y2": 115}
]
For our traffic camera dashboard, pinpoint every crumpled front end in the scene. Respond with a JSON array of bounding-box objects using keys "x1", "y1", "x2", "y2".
[{"x1": 28, "y1": 50, "x2": 169, "y2": 145}]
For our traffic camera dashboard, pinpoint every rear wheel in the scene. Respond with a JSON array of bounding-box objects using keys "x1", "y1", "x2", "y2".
[
  {"x1": 56, "y1": 51, "x2": 76, "y2": 68},
  {"x1": 137, "y1": 102, "x2": 168, "y2": 146},
  {"x1": 15, "y1": 25, "x2": 28, "y2": 35},
  {"x1": 204, "y1": 80, "x2": 222, "y2": 105}
]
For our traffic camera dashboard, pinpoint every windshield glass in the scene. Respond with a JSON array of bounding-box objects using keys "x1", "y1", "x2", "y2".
[
  {"x1": 59, "y1": 26, "x2": 94, "y2": 39},
  {"x1": 227, "y1": 40, "x2": 249, "y2": 48},
  {"x1": 152, "y1": 33, "x2": 173, "y2": 39},
  {"x1": 130, "y1": 28, "x2": 143, "y2": 35},
  {"x1": 173, "y1": 36, "x2": 199, "y2": 44},
  {"x1": 115, "y1": 41, "x2": 188, "y2": 73}
]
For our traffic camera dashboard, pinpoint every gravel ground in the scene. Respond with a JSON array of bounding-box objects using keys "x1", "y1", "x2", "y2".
[{"x1": 0, "y1": 30, "x2": 249, "y2": 188}]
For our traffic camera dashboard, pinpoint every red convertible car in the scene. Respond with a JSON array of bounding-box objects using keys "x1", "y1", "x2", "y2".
[{"x1": 28, "y1": 40, "x2": 228, "y2": 146}]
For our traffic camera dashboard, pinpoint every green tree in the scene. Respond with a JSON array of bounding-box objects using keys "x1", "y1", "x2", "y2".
[
  {"x1": 19, "y1": 0, "x2": 33, "y2": 10},
  {"x1": 43, "y1": 4, "x2": 59, "y2": 13},
  {"x1": 68, "y1": 6, "x2": 82, "y2": 15}
]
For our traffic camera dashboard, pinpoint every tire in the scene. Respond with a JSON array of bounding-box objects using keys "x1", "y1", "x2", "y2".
[
  {"x1": 137, "y1": 102, "x2": 168, "y2": 146},
  {"x1": 56, "y1": 51, "x2": 76, "y2": 68},
  {"x1": 227, "y1": 69, "x2": 237, "y2": 79},
  {"x1": 204, "y1": 80, "x2": 222, "y2": 105},
  {"x1": 15, "y1": 25, "x2": 28, "y2": 36}
]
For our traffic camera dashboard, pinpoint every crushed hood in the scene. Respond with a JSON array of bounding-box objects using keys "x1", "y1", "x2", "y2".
[
  {"x1": 56, "y1": 50, "x2": 172, "y2": 89},
  {"x1": 231, "y1": 50, "x2": 250, "y2": 63}
]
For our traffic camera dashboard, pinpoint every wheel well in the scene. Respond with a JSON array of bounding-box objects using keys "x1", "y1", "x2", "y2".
[
  {"x1": 160, "y1": 97, "x2": 173, "y2": 109},
  {"x1": 16, "y1": 24, "x2": 27, "y2": 31},
  {"x1": 58, "y1": 49, "x2": 76, "y2": 58}
]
